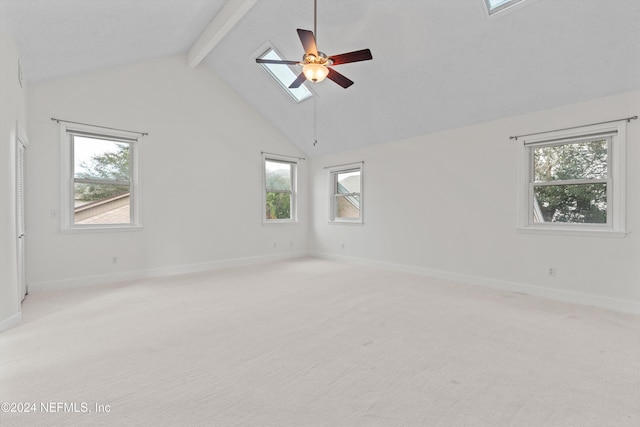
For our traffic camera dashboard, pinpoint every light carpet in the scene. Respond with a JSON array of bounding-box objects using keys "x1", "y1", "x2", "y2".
[{"x1": 1, "y1": 257, "x2": 639, "y2": 426}]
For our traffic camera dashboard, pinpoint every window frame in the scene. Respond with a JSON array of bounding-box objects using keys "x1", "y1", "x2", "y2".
[
  {"x1": 328, "y1": 162, "x2": 364, "y2": 225},
  {"x1": 59, "y1": 123, "x2": 141, "y2": 232},
  {"x1": 484, "y1": 0, "x2": 526, "y2": 16},
  {"x1": 262, "y1": 154, "x2": 298, "y2": 224},
  {"x1": 518, "y1": 121, "x2": 626, "y2": 237},
  {"x1": 256, "y1": 45, "x2": 313, "y2": 104}
]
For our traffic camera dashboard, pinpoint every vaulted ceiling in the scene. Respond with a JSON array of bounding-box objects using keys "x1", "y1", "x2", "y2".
[{"x1": 2, "y1": 0, "x2": 639, "y2": 156}]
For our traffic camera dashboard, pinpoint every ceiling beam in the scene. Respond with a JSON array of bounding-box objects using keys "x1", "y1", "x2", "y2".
[{"x1": 187, "y1": 0, "x2": 258, "y2": 68}]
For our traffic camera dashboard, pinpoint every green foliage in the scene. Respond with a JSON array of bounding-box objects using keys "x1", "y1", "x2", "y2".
[
  {"x1": 266, "y1": 192, "x2": 291, "y2": 219},
  {"x1": 75, "y1": 145, "x2": 130, "y2": 202},
  {"x1": 265, "y1": 167, "x2": 291, "y2": 219},
  {"x1": 534, "y1": 140, "x2": 607, "y2": 223},
  {"x1": 75, "y1": 183, "x2": 129, "y2": 203},
  {"x1": 535, "y1": 184, "x2": 606, "y2": 223}
]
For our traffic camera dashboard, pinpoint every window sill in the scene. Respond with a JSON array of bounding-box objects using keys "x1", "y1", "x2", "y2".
[
  {"x1": 61, "y1": 225, "x2": 143, "y2": 234},
  {"x1": 262, "y1": 220, "x2": 299, "y2": 226},
  {"x1": 517, "y1": 226, "x2": 627, "y2": 238}
]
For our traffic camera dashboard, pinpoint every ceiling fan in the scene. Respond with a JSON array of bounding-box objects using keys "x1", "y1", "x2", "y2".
[{"x1": 255, "y1": 0, "x2": 373, "y2": 89}]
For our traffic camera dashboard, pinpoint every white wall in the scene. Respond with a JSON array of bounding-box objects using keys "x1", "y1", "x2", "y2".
[
  {"x1": 0, "y1": 33, "x2": 28, "y2": 331},
  {"x1": 310, "y1": 90, "x2": 640, "y2": 314},
  {"x1": 26, "y1": 55, "x2": 307, "y2": 290},
  {"x1": 13, "y1": 50, "x2": 640, "y2": 317}
]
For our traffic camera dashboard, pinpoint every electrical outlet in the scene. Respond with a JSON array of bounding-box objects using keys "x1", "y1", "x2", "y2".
[
  {"x1": 548, "y1": 267, "x2": 556, "y2": 277},
  {"x1": 112, "y1": 257, "x2": 118, "y2": 264}
]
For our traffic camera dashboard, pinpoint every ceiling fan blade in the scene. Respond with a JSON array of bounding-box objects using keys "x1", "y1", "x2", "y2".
[
  {"x1": 289, "y1": 72, "x2": 307, "y2": 89},
  {"x1": 297, "y1": 29, "x2": 318, "y2": 56},
  {"x1": 327, "y1": 68, "x2": 354, "y2": 88},
  {"x1": 255, "y1": 58, "x2": 300, "y2": 65},
  {"x1": 329, "y1": 49, "x2": 373, "y2": 66}
]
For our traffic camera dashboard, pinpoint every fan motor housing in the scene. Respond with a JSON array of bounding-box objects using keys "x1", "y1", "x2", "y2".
[{"x1": 303, "y1": 52, "x2": 333, "y2": 66}]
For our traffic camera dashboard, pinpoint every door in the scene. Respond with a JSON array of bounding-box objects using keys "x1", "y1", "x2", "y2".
[{"x1": 16, "y1": 139, "x2": 26, "y2": 301}]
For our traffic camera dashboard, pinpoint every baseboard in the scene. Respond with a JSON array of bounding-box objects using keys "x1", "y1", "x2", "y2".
[
  {"x1": 0, "y1": 311, "x2": 22, "y2": 333},
  {"x1": 28, "y1": 252, "x2": 308, "y2": 293},
  {"x1": 310, "y1": 251, "x2": 640, "y2": 316}
]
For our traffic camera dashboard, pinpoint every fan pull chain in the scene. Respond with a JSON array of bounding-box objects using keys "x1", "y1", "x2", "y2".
[
  {"x1": 313, "y1": 0, "x2": 318, "y2": 146},
  {"x1": 313, "y1": 96, "x2": 318, "y2": 147}
]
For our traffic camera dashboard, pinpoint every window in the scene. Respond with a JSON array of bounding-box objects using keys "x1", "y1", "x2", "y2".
[
  {"x1": 60, "y1": 124, "x2": 140, "y2": 230},
  {"x1": 329, "y1": 163, "x2": 363, "y2": 224},
  {"x1": 263, "y1": 156, "x2": 297, "y2": 222},
  {"x1": 519, "y1": 121, "x2": 626, "y2": 235},
  {"x1": 257, "y1": 47, "x2": 312, "y2": 103},
  {"x1": 484, "y1": 0, "x2": 525, "y2": 15}
]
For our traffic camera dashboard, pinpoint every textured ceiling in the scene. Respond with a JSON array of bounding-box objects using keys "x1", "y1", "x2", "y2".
[
  {"x1": 0, "y1": 0, "x2": 226, "y2": 81},
  {"x1": 2, "y1": 0, "x2": 639, "y2": 157}
]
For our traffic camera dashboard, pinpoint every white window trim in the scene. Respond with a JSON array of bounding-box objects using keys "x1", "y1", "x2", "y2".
[
  {"x1": 262, "y1": 153, "x2": 298, "y2": 224},
  {"x1": 59, "y1": 123, "x2": 142, "y2": 232},
  {"x1": 328, "y1": 162, "x2": 364, "y2": 225},
  {"x1": 517, "y1": 121, "x2": 626, "y2": 237},
  {"x1": 484, "y1": 0, "x2": 528, "y2": 16}
]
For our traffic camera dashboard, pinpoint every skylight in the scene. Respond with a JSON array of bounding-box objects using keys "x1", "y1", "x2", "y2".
[
  {"x1": 258, "y1": 48, "x2": 312, "y2": 103},
  {"x1": 485, "y1": 0, "x2": 525, "y2": 15}
]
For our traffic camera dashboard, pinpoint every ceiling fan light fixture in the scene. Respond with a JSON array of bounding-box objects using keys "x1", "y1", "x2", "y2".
[{"x1": 303, "y1": 63, "x2": 329, "y2": 83}]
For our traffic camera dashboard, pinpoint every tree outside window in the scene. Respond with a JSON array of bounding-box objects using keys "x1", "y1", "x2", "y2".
[
  {"x1": 71, "y1": 134, "x2": 135, "y2": 226},
  {"x1": 264, "y1": 159, "x2": 296, "y2": 221},
  {"x1": 532, "y1": 138, "x2": 608, "y2": 224}
]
